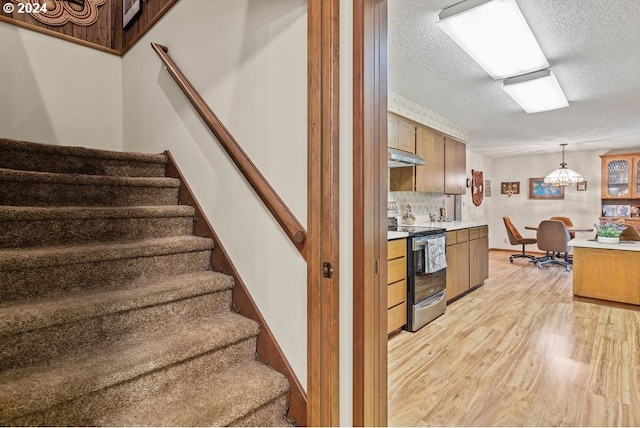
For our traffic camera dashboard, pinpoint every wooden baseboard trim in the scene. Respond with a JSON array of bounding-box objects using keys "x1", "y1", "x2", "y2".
[{"x1": 164, "y1": 151, "x2": 307, "y2": 426}]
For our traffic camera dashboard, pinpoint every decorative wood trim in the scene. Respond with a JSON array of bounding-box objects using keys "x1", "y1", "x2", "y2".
[
  {"x1": 0, "y1": 0, "x2": 179, "y2": 56},
  {"x1": 0, "y1": 15, "x2": 120, "y2": 55},
  {"x1": 164, "y1": 151, "x2": 307, "y2": 426},
  {"x1": 151, "y1": 43, "x2": 307, "y2": 259},
  {"x1": 307, "y1": 0, "x2": 340, "y2": 426},
  {"x1": 353, "y1": 0, "x2": 388, "y2": 426},
  {"x1": 120, "y1": 0, "x2": 177, "y2": 56}
]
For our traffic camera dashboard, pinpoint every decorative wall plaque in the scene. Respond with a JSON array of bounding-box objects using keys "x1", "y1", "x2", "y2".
[{"x1": 10, "y1": 0, "x2": 106, "y2": 26}]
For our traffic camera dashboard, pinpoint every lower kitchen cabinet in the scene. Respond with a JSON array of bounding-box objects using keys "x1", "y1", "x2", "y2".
[
  {"x1": 387, "y1": 238, "x2": 407, "y2": 334},
  {"x1": 446, "y1": 226, "x2": 488, "y2": 302},
  {"x1": 469, "y1": 226, "x2": 489, "y2": 287},
  {"x1": 446, "y1": 229, "x2": 470, "y2": 300}
]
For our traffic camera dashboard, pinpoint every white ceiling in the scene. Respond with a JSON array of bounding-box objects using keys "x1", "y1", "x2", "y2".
[{"x1": 388, "y1": 0, "x2": 640, "y2": 158}]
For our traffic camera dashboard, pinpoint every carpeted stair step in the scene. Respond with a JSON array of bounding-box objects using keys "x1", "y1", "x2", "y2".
[
  {"x1": 0, "y1": 311, "x2": 262, "y2": 425},
  {"x1": 0, "y1": 205, "x2": 196, "y2": 248},
  {"x1": 0, "y1": 138, "x2": 167, "y2": 177},
  {"x1": 0, "y1": 236, "x2": 214, "y2": 301},
  {"x1": 93, "y1": 360, "x2": 290, "y2": 427},
  {"x1": 0, "y1": 271, "x2": 234, "y2": 371},
  {"x1": 0, "y1": 168, "x2": 180, "y2": 207}
]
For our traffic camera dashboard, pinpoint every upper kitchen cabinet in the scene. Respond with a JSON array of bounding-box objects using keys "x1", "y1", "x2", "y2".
[
  {"x1": 388, "y1": 113, "x2": 467, "y2": 194},
  {"x1": 444, "y1": 137, "x2": 467, "y2": 195},
  {"x1": 601, "y1": 154, "x2": 640, "y2": 199},
  {"x1": 388, "y1": 113, "x2": 416, "y2": 153},
  {"x1": 415, "y1": 126, "x2": 445, "y2": 193}
]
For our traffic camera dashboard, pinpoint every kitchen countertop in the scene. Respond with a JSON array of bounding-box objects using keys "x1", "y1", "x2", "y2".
[
  {"x1": 387, "y1": 231, "x2": 409, "y2": 240},
  {"x1": 569, "y1": 238, "x2": 640, "y2": 252},
  {"x1": 398, "y1": 220, "x2": 489, "y2": 231},
  {"x1": 387, "y1": 221, "x2": 489, "y2": 240}
]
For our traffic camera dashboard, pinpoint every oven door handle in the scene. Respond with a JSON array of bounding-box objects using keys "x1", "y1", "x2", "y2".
[{"x1": 415, "y1": 290, "x2": 446, "y2": 308}]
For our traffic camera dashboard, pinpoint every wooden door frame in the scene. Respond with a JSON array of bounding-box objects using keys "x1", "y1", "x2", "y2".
[
  {"x1": 307, "y1": 0, "x2": 341, "y2": 426},
  {"x1": 353, "y1": 0, "x2": 388, "y2": 426},
  {"x1": 308, "y1": 0, "x2": 387, "y2": 425}
]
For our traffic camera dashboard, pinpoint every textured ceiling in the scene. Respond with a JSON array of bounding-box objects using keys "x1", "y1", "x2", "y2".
[{"x1": 388, "y1": 0, "x2": 640, "y2": 158}]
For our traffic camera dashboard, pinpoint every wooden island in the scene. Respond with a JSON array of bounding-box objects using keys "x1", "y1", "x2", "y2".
[{"x1": 569, "y1": 238, "x2": 640, "y2": 304}]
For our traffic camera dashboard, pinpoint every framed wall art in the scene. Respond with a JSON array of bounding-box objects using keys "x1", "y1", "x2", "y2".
[
  {"x1": 500, "y1": 181, "x2": 519, "y2": 197},
  {"x1": 529, "y1": 177, "x2": 564, "y2": 200},
  {"x1": 576, "y1": 181, "x2": 587, "y2": 191},
  {"x1": 123, "y1": 0, "x2": 142, "y2": 28}
]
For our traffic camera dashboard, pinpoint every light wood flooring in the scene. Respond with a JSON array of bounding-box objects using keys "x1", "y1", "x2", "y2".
[{"x1": 388, "y1": 250, "x2": 640, "y2": 426}]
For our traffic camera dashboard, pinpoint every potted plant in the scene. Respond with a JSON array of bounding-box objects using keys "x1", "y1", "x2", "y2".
[{"x1": 593, "y1": 219, "x2": 626, "y2": 244}]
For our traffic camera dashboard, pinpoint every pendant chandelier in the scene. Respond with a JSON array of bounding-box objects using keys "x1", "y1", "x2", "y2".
[{"x1": 544, "y1": 144, "x2": 584, "y2": 186}]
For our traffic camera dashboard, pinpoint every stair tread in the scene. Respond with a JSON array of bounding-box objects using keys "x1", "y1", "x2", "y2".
[
  {"x1": 0, "y1": 236, "x2": 213, "y2": 270},
  {"x1": 0, "y1": 271, "x2": 233, "y2": 335},
  {"x1": 0, "y1": 138, "x2": 167, "y2": 165},
  {"x1": 101, "y1": 360, "x2": 290, "y2": 427},
  {"x1": 0, "y1": 168, "x2": 179, "y2": 187},
  {"x1": 0, "y1": 205, "x2": 195, "y2": 221},
  {"x1": 0, "y1": 311, "x2": 260, "y2": 421}
]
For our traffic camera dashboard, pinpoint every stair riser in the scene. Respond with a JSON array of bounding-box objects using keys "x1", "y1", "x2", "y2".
[
  {"x1": 0, "y1": 250, "x2": 212, "y2": 302},
  {"x1": 6, "y1": 339, "x2": 257, "y2": 426},
  {"x1": 0, "y1": 290, "x2": 232, "y2": 371},
  {"x1": 0, "y1": 150, "x2": 166, "y2": 177},
  {"x1": 232, "y1": 395, "x2": 290, "y2": 427},
  {"x1": 0, "y1": 216, "x2": 194, "y2": 248},
  {"x1": 0, "y1": 182, "x2": 179, "y2": 207}
]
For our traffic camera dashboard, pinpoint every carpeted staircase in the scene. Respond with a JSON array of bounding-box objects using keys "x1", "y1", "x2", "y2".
[{"x1": 0, "y1": 138, "x2": 291, "y2": 426}]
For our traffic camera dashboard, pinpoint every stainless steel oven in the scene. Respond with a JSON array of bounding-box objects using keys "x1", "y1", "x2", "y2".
[{"x1": 406, "y1": 231, "x2": 447, "y2": 332}]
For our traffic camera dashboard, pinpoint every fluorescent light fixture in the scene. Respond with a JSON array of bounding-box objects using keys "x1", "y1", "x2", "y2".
[
  {"x1": 502, "y1": 69, "x2": 569, "y2": 113},
  {"x1": 436, "y1": 0, "x2": 549, "y2": 79}
]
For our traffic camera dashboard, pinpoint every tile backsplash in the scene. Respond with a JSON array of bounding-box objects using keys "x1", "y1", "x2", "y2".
[{"x1": 389, "y1": 192, "x2": 446, "y2": 218}]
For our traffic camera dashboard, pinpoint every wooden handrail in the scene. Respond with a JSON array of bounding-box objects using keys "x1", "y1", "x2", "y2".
[{"x1": 151, "y1": 43, "x2": 307, "y2": 257}]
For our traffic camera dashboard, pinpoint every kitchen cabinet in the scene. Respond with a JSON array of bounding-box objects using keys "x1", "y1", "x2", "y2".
[
  {"x1": 445, "y1": 229, "x2": 469, "y2": 300},
  {"x1": 388, "y1": 113, "x2": 467, "y2": 194},
  {"x1": 387, "y1": 113, "x2": 416, "y2": 153},
  {"x1": 573, "y1": 246, "x2": 640, "y2": 305},
  {"x1": 600, "y1": 154, "x2": 640, "y2": 230},
  {"x1": 387, "y1": 238, "x2": 407, "y2": 335},
  {"x1": 444, "y1": 137, "x2": 466, "y2": 195},
  {"x1": 415, "y1": 125, "x2": 445, "y2": 193},
  {"x1": 388, "y1": 113, "x2": 417, "y2": 193},
  {"x1": 446, "y1": 226, "x2": 489, "y2": 302},
  {"x1": 387, "y1": 115, "x2": 399, "y2": 149},
  {"x1": 469, "y1": 226, "x2": 489, "y2": 288}
]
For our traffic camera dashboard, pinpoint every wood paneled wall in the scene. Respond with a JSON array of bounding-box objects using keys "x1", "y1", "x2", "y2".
[{"x1": 0, "y1": 0, "x2": 177, "y2": 55}]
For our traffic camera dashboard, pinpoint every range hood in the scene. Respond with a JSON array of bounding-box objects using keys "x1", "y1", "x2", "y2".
[{"x1": 388, "y1": 147, "x2": 426, "y2": 168}]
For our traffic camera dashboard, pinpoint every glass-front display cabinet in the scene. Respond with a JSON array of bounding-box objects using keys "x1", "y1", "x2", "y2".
[{"x1": 600, "y1": 154, "x2": 640, "y2": 229}]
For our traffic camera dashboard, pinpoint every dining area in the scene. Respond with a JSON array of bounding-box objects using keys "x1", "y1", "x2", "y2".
[
  {"x1": 502, "y1": 216, "x2": 594, "y2": 271},
  {"x1": 503, "y1": 214, "x2": 640, "y2": 306}
]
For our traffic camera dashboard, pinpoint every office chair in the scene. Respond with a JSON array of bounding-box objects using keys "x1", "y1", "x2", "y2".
[
  {"x1": 620, "y1": 225, "x2": 640, "y2": 241},
  {"x1": 503, "y1": 216, "x2": 537, "y2": 263},
  {"x1": 550, "y1": 216, "x2": 575, "y2": 239},
  {"x1": 536, "y1": 220, "x2": 571, "y2": 271}
]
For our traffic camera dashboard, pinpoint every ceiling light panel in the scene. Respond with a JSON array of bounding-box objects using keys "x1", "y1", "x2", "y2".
[
  {"x1": 437, "y1": 0, "x2": 549, "y2": 79},
  {"x1": 502, "y1": 69, "x2": 569, "y2": 113}
]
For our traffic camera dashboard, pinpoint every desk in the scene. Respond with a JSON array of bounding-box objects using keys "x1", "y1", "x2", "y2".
[{"x1": 525, "y1": 225, "x2": 594, "y2": 233}]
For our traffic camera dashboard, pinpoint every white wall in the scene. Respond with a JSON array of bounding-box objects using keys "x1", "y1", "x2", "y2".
[
  {"x1": 121, "y1": 0, "x2": 308, "y2": 387},
  {"x1": 0, "y1": 22, "x2": 122, "y2": 150},
  {"x1": 489, "y1": 149, "x2": 605, "y2": 250}
]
